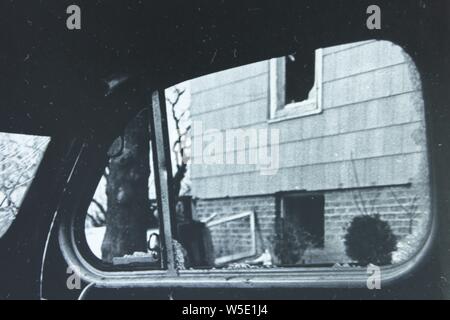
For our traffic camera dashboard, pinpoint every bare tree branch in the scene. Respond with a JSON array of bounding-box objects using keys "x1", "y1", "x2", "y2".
[
  {"x1": 350, "y1": 153, "x2": 369, "y2": 215},
  {"x1": 389, "y1": 188, "x2": 420, "y2": 234},
  {"x1": 368, "y1": 189, "x2": 382, "y2": 215},
  {"x1": 87, "y1": 198, "x2": 107, "y2": 226},
  {"x1": 91, "y1": 198, "x2": 107, "y2": 215},
  {"x1": 166, "y1": 86, "x2": 191, "y2": 198},
  {"x1": 166, "y1": 87, "x2": 186, "y2": 107}
]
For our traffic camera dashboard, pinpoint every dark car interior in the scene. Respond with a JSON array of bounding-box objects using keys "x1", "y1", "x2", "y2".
[{"x1": 0, "y1": 0, "x2": 449, "y2": 300}]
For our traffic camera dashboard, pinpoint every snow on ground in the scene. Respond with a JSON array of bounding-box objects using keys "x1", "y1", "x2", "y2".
[
  {"x1": 85, "y1": 226, "x2": 106, "y2": 258},
  {"x1": 392, "y1": 233, "x2": 424, "y2": 264},
  {"x1": 85, "y1": 227, "x2": 159, "y2": 259}
]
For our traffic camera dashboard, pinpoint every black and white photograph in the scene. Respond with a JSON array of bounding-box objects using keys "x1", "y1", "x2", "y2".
[{"x1": 0, "y1": 0, "x2": 449, "y2": 303}]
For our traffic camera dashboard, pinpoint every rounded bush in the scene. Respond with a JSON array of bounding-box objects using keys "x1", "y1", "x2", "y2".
[{"x1": 344, "y1": 215, "x2": 397, "y2": 266}]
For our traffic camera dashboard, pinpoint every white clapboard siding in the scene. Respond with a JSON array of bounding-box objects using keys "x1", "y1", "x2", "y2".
[{"x1": 189, "y1": 40, "x2": 427, "y2": 199}]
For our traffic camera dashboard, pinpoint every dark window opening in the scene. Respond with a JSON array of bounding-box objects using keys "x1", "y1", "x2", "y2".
[
  {"x1": 283, "y1": 194, "x2": 325, "y2": 248},
  {"x1": 285, "y1": 51, "x2": 315, "y2": 104}
]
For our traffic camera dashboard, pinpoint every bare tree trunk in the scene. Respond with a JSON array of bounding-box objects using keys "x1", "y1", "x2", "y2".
[
  {"x1": 101, "y1": 110, "x2": 150, "y2": 263},
  {"x1": 173, "y1": 163, "x2": 187, "y2": 201}
]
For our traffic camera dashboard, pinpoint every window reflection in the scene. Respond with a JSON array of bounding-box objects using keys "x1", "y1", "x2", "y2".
[{"x1": 0, "y1": 133, "x2": 50, "y2": 238}]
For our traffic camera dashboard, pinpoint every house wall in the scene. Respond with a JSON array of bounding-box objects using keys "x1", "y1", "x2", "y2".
[
  {"x1": 194, "y1": 183, "x2": 429, "y2": 265},
  {"x1": 188, "y1": 40, "x2": 430, "y2": 264},
  {"x1": 190, "y1": 40, "x2": 428, "y2": 199},
  {"x1": 318, "y1": 183, "x2": 429, "y2": 264},
  {"x1": 194, "y1": 195, "x2": 277, "y2": 262}
]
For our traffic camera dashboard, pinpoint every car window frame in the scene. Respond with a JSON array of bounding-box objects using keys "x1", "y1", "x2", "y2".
[{"x1": 58, "y1": 45, "x2": 438, "y2": 290}]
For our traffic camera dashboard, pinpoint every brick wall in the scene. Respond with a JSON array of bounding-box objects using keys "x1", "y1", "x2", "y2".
[
  {"x1": 194, "y1": 195, "x2": 277, "y2": 262},
  {"x1": 194, "y1": 183, "x2": 430, "y2": 265},
  {"x1": 319, "y1": 183, "x2": 430, "y2": 264}
]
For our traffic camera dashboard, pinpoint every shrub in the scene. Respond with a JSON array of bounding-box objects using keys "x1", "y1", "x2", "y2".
[
  {"x1": 344, "y1": 215, "x2": 397, "y2": 266},
  {"x1": 273, "y1": 219, "x2": 313, "y2": 266}
]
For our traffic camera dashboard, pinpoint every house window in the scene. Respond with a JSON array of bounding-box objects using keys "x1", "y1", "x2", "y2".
[
  {"x1": 285, "y1": 52, "x2": 316, "y2": 104},
  {"x1": 269, "y1": 48, "x2": 324, "y2": 121},
  {"x1": 282, "y1": 194, "x2": 325, "y2": 249}
]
